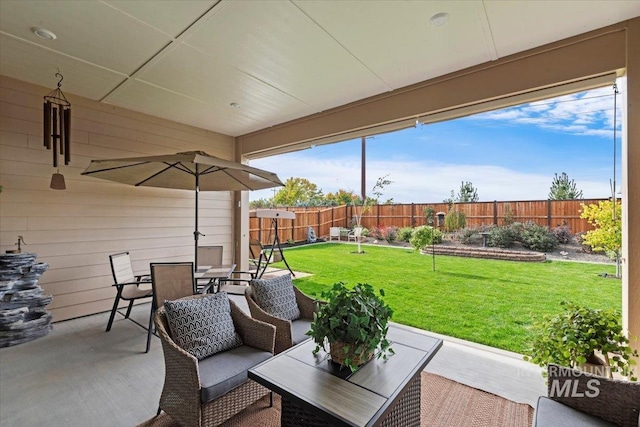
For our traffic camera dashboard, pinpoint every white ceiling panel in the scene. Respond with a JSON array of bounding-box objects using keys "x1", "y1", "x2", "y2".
[
  {"x1": 103, "y1": 0, "x2": 217, "y2": 38},
  {"x1": 485, "y1": 0, "x2": 640, "y2": 57},
  {"x1": 0, "y1": 0, "x2": 172, "y2": 75},
  {"x1": 293, "y1": 0, "x2": 495, "y2": 89},
  {"x1": 0, "y1": 34, "x2": 126, "y2": 100},
  {"x1": 136, "y1": 44, "x2": 317, "y2": 124},
  {"x1": 0, "y1": 0, "x2": 638, "y2": 138},
  {"x1": 105, "y1": 80, "x2": 264, "y2": 136},
  {"x1": 183, "y1": 0, "x2": 390, "y2": 111}
]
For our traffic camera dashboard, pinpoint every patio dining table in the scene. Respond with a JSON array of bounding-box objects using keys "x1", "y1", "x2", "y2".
[{"x1": 194, "y1": 264, "x2": 236, "y2": 293}]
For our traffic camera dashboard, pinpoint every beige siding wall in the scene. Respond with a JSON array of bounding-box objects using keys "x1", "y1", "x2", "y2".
[{"x1": 0, "y1": 76, "x2": 235, "y2": 322}]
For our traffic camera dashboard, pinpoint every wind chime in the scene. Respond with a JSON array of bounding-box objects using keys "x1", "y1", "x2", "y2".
[{"x1": 43, "y1": 71, "x2": 71, "y2": 190}]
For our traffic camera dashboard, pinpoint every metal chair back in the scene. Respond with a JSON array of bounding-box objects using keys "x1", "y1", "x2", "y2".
[
  {"x1": 150, "y1": 262, "x2": 195, "y2": 309},
  {"x1": 197, "y1": 245, "x2": 223, "y2": 268},
  {"x1": 110, "y1": 251, "x2": 136, "y2": 284}
]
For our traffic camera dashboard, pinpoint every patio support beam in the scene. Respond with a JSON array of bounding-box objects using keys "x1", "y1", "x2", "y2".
[
  {"x1": 238, "y1": 22, "x2": 627, "y2": 156},
  {"x1": 233, "y1": 138, "x2": 250, "y2": 273},
  {"x1": 622, "y1": 18, "x2": 639, "y2": 361}
]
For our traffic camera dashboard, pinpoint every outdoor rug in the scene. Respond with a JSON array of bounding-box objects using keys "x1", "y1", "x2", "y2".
[{"x1": 139, "y1": 372, "x2": 534, "y2": 427}]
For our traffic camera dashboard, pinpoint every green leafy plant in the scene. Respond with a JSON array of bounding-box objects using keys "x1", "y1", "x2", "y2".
[
  {"x1": 580, "y1": 200, "x2": 621, "y2": 276},
  {"x1": 521, "y1": 222, "x2": 558, "y2": 252},
  {"x1": 524, "y1": 301, "x2": 638, "y2": 380},
  {"x1": 307, "y1": 282, "x2": 394, "y2": 372},
  {"x1": 487, "y1": 223, "x2": 522, "y2": 248},
  {"x1": 409, "y1": 225, "x2": 442, "y2": 250},
  {"x1": 444, "y1": 209, "x2": 466, "y2": 232},
  {"x1": 397, "y1": 227, "x2": 414, "y2": 242}
]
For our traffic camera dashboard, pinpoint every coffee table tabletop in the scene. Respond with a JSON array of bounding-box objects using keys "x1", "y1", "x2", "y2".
[{"x1": 249, "y1": 325, "x2": 442, "y2": 427}]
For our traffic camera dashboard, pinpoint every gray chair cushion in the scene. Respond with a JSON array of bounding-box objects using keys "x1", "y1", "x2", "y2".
[
  {"x1": 198, "y1": 345, "x2": 272, "y2": 403},
  {"x1": 291, "y1": 319, "x2": 312, "y2": 345},
  {"x1": 164, "y1": 292, "x2": 243, "y2": 360},
  {"x1": 532, "y1": 397, "x2": 615, "y2": 427},
  {"x1": 250, "y1": 274, "x2": 300, "y2": 321}
]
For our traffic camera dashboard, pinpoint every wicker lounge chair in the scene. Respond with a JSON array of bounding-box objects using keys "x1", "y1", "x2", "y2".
[
  {"x1": 154, "y1": 294, "x2": 275, "y2": 427},
  {"x1": 245, "y1": 274, "x2": 317, "y2": 354},
  {"x1": 532, "y1": 363, "x2": 640, "y2": 427}
]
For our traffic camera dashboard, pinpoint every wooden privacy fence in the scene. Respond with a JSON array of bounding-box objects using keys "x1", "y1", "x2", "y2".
[{"x1": 249, "y1": 198, "x2": 608, "y2": 244}]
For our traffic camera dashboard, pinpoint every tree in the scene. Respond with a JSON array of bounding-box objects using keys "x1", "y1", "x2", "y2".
[
  {"x1": 272, "y1": 177, "x2": 324, "y2": 206},
  {"x1": 444, "y1": 181, "x2": 479, "y2": 204},
  {"x1": 325, "y1": 189, "x2": 361, "y2": 206},
  {"x1": 580, "y1": 200, "x2": 621, "y2": 277},
  {"x1": 249, "y1": 198, "x2": 273, "y2": 209},
  {"x1": 457, "y1": 181, "x2": 479, "y2": 202},
  {"x1": 549, "y1": 172, "x2": 583, "y2": 200},
  {"x1": 354, "y1": 175, "x2": 392, "y2": 254}
]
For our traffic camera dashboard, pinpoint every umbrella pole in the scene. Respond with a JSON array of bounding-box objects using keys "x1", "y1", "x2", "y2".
[{"x1": 194, "y1": 167, "x2": 199, "y2": 269}]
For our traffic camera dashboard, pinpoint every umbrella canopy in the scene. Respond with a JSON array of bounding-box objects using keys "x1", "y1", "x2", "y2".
[
  {"x1": 81, "y1": 151, "x2": 284, "y2": 266},
  {"x1": 81, "y1": 151, "x2": 283, "y2": 191}
]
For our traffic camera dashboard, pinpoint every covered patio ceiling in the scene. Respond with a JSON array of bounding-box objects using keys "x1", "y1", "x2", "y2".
[
  {"x1": 0, "y1": 1, "x2": 638, "y2": 357},
  {"x1": 0, "y1": 0, "x2": 638, "y2": 139}
]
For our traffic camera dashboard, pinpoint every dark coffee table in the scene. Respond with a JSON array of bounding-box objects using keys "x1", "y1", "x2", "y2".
[{"x1": 249, "y1": 325, "x2": 442, "y2": 427}]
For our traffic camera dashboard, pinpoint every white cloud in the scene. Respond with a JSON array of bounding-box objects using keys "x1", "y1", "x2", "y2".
[
  {"x1": 472, "y1": 84, "x2": 622, "y2": 138},
  {"x1": 250, "y1": 152, "x2": 611, "y2": 203}
]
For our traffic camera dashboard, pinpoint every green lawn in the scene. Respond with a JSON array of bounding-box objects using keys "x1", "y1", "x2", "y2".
[{"x1": 273, "y1": 243, "x2": 620, "y2": 354}]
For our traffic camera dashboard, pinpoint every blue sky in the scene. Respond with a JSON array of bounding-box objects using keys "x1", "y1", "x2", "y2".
[{"x1": 250, "y1": 84, "x2": 622, "y2": 204}]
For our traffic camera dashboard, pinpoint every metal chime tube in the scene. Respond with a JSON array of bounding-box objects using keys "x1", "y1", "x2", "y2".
[
  {"x1": 64, "y1": 108, "x2": 71, "y2": 165},
  {"x1": 52, "y1": 106, "x2": 58, "y2": 168},
  {"x1": 43, "y1": 101, "x2": 51, "y2": 149},
  {"x1": 59, "y1": 105, "x2": 64, "y2": 156}
]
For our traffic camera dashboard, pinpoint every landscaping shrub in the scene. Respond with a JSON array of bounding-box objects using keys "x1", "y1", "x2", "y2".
[
  {"x1": 368, "y1": 226, "x2": 383, "y2": 240},
  {"x1": 397, "y1": 227, "x2": 414, "y2": 242},
  {"x1": 552, "y1": 224, "x2": 573, "y2": 244},
  {"x1": 410, "y1": 226, "x2": 443, "y2": 250},
  {"x1": 444, "y1": 209, "x2": 466, "y2": 232},
  {"x1": 360, "y1": 227, "x2": 369, "y2": 237},
  {"x1": 460, "y1": 227, "x2": 479, "y2": 244},
  {"x1": 521, "y1": 222, "x2": 558, "y2": 252},
  {"x1": 487, "y1": 225, "x2": 518, "y2": 248},
  {"x1": 380, "y1": 226, "x2": 398, "y2": 243}
]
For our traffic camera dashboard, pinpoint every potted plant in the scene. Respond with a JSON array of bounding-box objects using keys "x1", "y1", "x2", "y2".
[
  {"x1": 307, "y1": 282, "x2": 394, "y2": 372},
  {"x1": 524, "y1": 301, "x2": 638, "y2": 380}
]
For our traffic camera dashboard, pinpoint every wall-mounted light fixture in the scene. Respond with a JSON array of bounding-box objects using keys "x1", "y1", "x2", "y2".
[{"x1": 43, "y1": 71, "x2": 71, "y2": 190}]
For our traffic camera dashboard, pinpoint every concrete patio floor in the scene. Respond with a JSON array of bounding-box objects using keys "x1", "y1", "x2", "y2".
[{"x1": 0, "y1": 287, "x2": 546, "y2": 427}]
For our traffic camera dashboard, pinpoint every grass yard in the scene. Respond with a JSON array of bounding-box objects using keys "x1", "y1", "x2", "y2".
[{"x1": 273, "y1": 243, "x2": 620, "y2": 354}]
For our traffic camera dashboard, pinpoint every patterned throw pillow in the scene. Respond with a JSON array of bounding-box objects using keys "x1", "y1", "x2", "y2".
[
  {"x1": 164, "y1": 293, "x2": 243, "y2": 360},
  {"x1": 251, "y1": 274, "x2": 301, "y2": 321}
]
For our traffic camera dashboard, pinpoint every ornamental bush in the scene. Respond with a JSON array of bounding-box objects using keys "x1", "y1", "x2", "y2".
[
  {"x1": 410, "y1": 225, "x2": 442, "y2": 250},
  {"x1": 521, "y1": 222, "x2": 558, "y2": 252},
  {"x1": 444, "y1": 209, "x2": 466, "y2": 232},
  {"x1": 487, "y1": 225, "x2": 518, "y2": 248},
  {"x1": 397, "y1": 227, "x2": 414, "y2": 242},
  {"x1": 552, "y1": 224, "x2": 573, "y2": 244}
]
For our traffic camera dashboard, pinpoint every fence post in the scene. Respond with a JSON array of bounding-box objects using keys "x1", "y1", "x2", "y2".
[
  {"x1": 331, "y1": 206, "x2": 334, "y2": 228},
  {"x1": 411, "y1": 203, "x2": 414, "y2": 226},
  {"x1": 258, "y1": 219, "x2": 262, "y2": 244},
  {"x1": 547, "y1": 200, "x2": 552, "y2": 228},
  {"x1": 317, "y1": 210, "x2": 321, "y2": 237},
  {"x1": 376, "y1": 204, "x2": 380, "y2": 225},
  {"x1": 493, "y1": 200, "x2": 498, "y2": 225}
]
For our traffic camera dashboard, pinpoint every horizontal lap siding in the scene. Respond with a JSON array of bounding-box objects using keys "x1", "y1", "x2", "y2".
[{"x1": 0, "y1": 76, "x2": 235, "y2": 322}]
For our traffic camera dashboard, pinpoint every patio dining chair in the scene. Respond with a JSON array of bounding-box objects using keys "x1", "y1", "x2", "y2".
[
  {"x1": 146, "y1": 262, "x2": 195, "y2": 353},
  {"x1": 106, "y1": 251, "x2": 153, "y2": 333}
]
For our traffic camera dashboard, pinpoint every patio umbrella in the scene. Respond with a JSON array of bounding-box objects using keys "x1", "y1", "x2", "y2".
[{"x1": 81, "y1": 151, "x2": 283, "y2": 267}]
